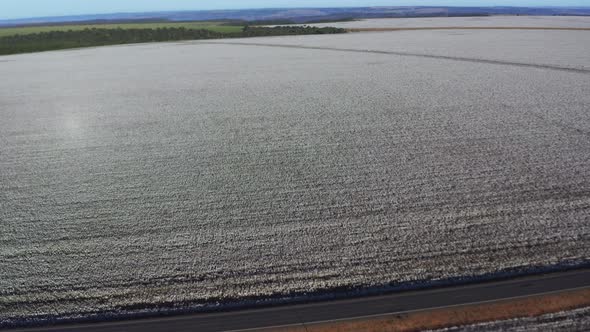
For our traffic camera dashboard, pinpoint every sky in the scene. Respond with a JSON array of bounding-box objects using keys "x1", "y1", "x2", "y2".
[{"x1": 2, "y1": 0, "x2": 589, "y2": 20}]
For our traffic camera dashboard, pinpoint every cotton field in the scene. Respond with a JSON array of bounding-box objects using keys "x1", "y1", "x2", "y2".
[
  {"x1": 292, "y1": 15, "x2": 590, "y2": 29},
  {"x1": 1, "y1": 23, "x2": 590, "y2": 326}
]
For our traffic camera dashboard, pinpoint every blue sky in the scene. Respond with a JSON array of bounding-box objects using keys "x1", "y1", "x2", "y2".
[{"x1": 2, "y1": 0, "x2": 589, "y2": 20}]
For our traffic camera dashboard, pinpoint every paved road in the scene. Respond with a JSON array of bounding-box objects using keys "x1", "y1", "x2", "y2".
[{"x1": 12, "y1": 269, "x2": 590, "y2": 332}]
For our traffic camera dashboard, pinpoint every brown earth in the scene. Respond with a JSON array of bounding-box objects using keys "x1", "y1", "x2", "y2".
[{"x1": 261, "y1": 287, "x2": 590, "y2": 332}]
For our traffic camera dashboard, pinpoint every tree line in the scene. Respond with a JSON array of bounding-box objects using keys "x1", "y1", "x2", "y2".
[{"x1": 0, "y1": 26, "x2": 346, "y2": 55}]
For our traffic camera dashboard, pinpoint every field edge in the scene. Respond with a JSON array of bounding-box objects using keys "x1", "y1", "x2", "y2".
[{"x1": 2, "y1": 260, "x2": 590, "y2": 329}]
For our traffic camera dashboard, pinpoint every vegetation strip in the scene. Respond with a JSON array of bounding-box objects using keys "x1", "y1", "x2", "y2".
[
  {"x1": 264, "y1": 288, "x2": 590, "y2": 332},
  {"x1": 0, "y1": 21, "x2": 243, "y2": 37},
  {"x1": 0, "y1": 26, "x2": 345, "y2": 55}
]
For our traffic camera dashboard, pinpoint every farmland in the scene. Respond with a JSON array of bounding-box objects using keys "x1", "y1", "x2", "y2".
[
  {"x1": 1, "y1": 18, "x2": 590, "y2": 327},
  {"x1": 0, "y1": 21, "x2": 243, "y2": 37},
  {"x1": 289, "y1": 15, "x2": 590, "y2": 29}
]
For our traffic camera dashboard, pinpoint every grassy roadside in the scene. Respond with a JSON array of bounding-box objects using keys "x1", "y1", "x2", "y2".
[
  {"x1": 0, "y1": 25, "x2": 346, "y2": 55},
  {"x1": 267, "y1": 288, "x2": 590, "y2": 332}
]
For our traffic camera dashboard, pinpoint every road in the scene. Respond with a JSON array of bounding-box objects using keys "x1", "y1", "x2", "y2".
[{"x1": 11, "y1": 268, "x2": 590, "y2": 332}]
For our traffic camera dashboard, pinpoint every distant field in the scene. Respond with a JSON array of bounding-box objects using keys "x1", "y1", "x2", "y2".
[
  {"x1": 0, "y1": 21, "x2": 243, "y2": 37},
  {"x1": 291, "y1": 15, "x2": 590, "y2": 29}
]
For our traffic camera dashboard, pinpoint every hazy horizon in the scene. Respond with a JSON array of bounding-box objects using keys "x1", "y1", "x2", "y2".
[{"x1": 2, "y1": 1, "x2": 590, "y2": 20}]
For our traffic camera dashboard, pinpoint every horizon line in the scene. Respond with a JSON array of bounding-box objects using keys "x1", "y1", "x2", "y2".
[{"x1": 2, "y1": 5, "x2": 590, "y2": 22}]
